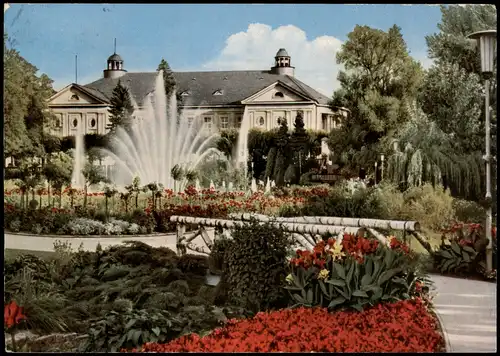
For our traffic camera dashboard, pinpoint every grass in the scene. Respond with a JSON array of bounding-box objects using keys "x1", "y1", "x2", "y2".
[{"x1": 4, "y1": 248, "x2": 55, "y2": 262}]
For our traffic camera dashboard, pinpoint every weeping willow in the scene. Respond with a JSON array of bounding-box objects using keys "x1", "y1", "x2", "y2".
[{"x1": 385, "y1": 103, "x2": 484, "y2": 199}]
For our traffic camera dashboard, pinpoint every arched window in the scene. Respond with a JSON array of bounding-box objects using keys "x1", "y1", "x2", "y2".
[
  {"x1": 90, "y1": 119, "x2": 96, "y2": 128},
  {"x1": 274, "y1": 92, "x2": 284, "y2": 98},
  {"x1": 258, "y1": 117, "x2": 265, "y2": 126},
  {"x1": 70, "y1": 94, "x2": 79, "y2": 100},
  {"x1": 72, "y1": 118, "x2": 78, "y2": 127}
]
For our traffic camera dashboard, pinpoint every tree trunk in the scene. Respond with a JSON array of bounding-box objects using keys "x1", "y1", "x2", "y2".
[
  {"x1": 39, "y1": 194, "x2": 42, "y2": 210},
  {"x1": 135, "y1": 193, "x2": 139, "y2": 209},
  {"x1": 48, "y1": 185, "x2": 51, "y2": 207},
  {"x1": 59, "y1": 190, "x2": 62, "y2": 208},
  {"x1": 151, "y1": 192, "x2": 155, "y2": 210},
  {"x1": 84, "y1": 185, "x2": 88, "y2": 208},
  {"x1": 20, "y1": 190, "x2": 24, "y2": 210}
]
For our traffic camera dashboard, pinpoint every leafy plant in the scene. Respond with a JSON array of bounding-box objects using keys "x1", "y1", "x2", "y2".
[
  {"x1": 208, "y1": 232, "x2": 234, "y2": 275},
  {"x1": 285, "y1": 236, "x2": 429, "y2": 311},
  {"x1": 223, "y1": 219, "x2": 293, "y2": 312}
]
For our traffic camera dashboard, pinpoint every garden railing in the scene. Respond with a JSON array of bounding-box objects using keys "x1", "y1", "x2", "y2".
[{"x1": 170, "y1": 214, "x2": 429, "y2": 256}]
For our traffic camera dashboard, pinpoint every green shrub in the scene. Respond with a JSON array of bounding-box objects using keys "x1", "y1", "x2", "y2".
[
  {"x1": 400, "y1": 184, "x2": 455, "y2": 231},
  {"x1": 284, "y1": 241, "x2": 430, "y2": 311},
  {"x1": 208, "y1": 234, "x2": 234, "y2": 275},
  {"x1": 452, "y1": 199, "x2": 486, "y2": 223},
  {"x1": 177, "y1": 254, "x2": 209, "y2": 276},
  {"x1": 223, "y1": 219, "x2": 293, "y2": 312}
]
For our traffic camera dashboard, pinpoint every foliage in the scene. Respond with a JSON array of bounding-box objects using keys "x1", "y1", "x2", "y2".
[
  {"x1": 285, "y1": 235, "x2": 429, "y2": 311},
  {"x1": 208, "y1": 233, "x2": 234, "y2": 275},
  {"x1": 4, "y1": 241, "x2": 249, "y2": 352},
  {"x1": 223, "y1": 219, "x2": 293, "y2": 312},
  {"x1": 329, "y1": 24, "x2": 423, "y2": 173},
  {"x1": 157, "y1": 58, "x2": 183, "y2": 115},
  {"x1": 107, "y1": 80, "x2": 135, "y2": 134},
  {"x1": 128, "y1": 299, "x2": 444, "y2": 352},
  {"x1": 384, "y1": 102, "x2": 484, "y2": 200},
  {"x1": 434, "y1": 222, "x2": 497, "y2": 278},
  {"x1": 399, "y1": 184, "x2": 455, "y2": 232},
  {"x1": 452, "y1": 199, "x2": 486, "y2": 223},
  {"x1": 4, "y1": 34, "x2": 56, "y2": 159}
]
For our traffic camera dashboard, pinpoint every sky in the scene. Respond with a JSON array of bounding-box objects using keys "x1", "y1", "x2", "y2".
[{"x1": 4, "y1": 4, "x2": 444, "y2": 96}]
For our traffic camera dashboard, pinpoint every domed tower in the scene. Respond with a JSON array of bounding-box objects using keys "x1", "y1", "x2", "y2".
[
  {"x1": 103, "y1": 46, "x2": 127, "y2": 79},
  {"x1": 270, "y1": 48, "x2": 295, "y2": 76}
]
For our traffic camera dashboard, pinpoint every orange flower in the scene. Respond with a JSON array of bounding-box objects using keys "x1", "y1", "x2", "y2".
[{"x1": 4, "y1": 301, "x2": 26, "y2": 329}]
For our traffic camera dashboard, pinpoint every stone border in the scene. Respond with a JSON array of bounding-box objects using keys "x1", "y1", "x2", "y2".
[
  {"x1": 430, "y1": 308, "x2": 452, "y2": 353},
  {"x1": 5, "y1": 231, "x2": 175, "y2": 238}
]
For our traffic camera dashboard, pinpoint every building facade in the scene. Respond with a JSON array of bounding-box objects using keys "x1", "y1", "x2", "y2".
[{"x1": 47, "y1": 48, "x2": 349, "y2": 138}]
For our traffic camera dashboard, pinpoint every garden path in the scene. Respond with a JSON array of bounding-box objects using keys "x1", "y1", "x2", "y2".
[
  {"x1": 4, "y1": 233, "x2": 496, "y2": 352},
  {"x1": 430, "y1": 274, "x2": 497, "y2": 352}
]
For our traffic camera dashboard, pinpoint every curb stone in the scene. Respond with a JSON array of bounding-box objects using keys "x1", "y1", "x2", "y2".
[{"x1": 432, "y1": 308, "x2": 452, "y2": 353}]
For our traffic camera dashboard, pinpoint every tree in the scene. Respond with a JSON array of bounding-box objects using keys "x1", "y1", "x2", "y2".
[
  {"x1": 289, "y1": 112, "x2": 309, "y2": 182},
  {"x1": 82, "y1": 151, "x2": 108, "y2": 208},
  {"x1": 107, "y1": 80, "x2": 134, "y2": 134},
  {"x1": 329, "y1": 25, "x2": 423, "y2": 174},
  {"x1": 419, "y1": 62, "x2": 484, "y2": 152},
  {"x1": 157, "y1": 58, "x2": 183, "y2": 115},
  {"x1": 4, "y1": 34, "x2": 57, "y2": 163},
  {"x1": 273, "y1": 119, "x2": 291, "y2": 186},
  {"x1": 170, "y1": 164, "x2": 185, "y2": 192},
  {"x1": 383, "y1": 102, "x2": 483, "y2": 199},
  {"x1": 43, "y1": 151, "x2": 72, "y2": 207}
]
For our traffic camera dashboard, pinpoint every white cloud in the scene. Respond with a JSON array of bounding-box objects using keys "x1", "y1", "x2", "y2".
[{"x1": 202, "y1": 23, "x2": 344, "y2": 97}]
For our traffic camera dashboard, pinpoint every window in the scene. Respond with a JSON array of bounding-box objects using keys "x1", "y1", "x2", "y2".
[
  {"x1": 56, "y1": 115, "x2": 63, "y2": 128},
  {"x1": 204, "y1": 117, "x2": 213, "y2": 133},
  {"x1": 213, "y1": 90, "x2": 223, "y2": 96},
  {"x1": 258, "y1": 116, "x2": 265, "y2": 126},
  {"x1": 181, "y1": 91, "x2": 190, "y2": 96},
  {"x1": 90, "y1": 118, "x2": 97, "y2": 128},
  {"x1": 72, "y1": 118, "x2": 78, "y2": 127},
  {"x1": 220, "y1": 116, "x2": 229, "y2": 129},
  {"x1": 187, "y1": 117, "x2": 194, "y2": 128},
  {"x1": 237, "y1": 116, "x2": 242, "y2": 128},
  {"x1": 274, "y1": 91, "x2": 284, "y2": 98},
  {"x1": 70, "y1": 94, "x2": 79, "y2": 101},
  {"x1": 322, "y1": 114, "x2": 328, "y2": 131}
]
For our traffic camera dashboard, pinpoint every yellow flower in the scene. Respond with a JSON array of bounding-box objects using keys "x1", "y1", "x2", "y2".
[
  {"x1": 327, "y1": 240, "x2": 345, "y2": 261},
  {"x1": 286, "y1": 274, "x2": 294, "y2": 284},
  {"x1": 318, "y1": 269, "x2": 329, "y2": 280}
]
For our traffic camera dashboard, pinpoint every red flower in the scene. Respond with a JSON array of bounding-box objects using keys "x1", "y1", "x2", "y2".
[
  {"x1": 4, "y1": 301, "x2": 26, "y2": 329},
  {"x1": 123, "y1": 299, "x2": 444, "y2": 353}
]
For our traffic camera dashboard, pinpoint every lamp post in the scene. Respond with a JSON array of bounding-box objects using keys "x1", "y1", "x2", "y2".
[
  {"x1": 468, "y1": 29, "x2": 496, "y2": 273},
  {"x1": 374, "y1": 161, "x2": 378, "y2": 185}
]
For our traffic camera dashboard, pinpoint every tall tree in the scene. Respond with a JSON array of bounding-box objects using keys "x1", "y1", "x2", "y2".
[
  {"x1": 4, "y1": 34, "x2": 57, "y2": 164},
  {"x1": 157, "y1": 58, "x2": 183, "y2": 115},
  {"x1": 107, "y1": 80, "x2": 134, "y2": 134},
  {"x1": 288, "y1": 112, "x2": 309, "y2": 182},
  {"x1": 421, "y1": 4, "x2": 497, "y2": 155},
  {"x1": 328, "y1": 25, "x2": 423, "y2": 174},
  {"x1": 273, "y1": 119, "x2": 291, "y2": 186}
]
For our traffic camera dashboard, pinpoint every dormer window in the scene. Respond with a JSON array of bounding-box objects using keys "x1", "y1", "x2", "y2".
[
  {"x1": 70, "y1": 94, "x2": 79, "y2": 101},
  {"x1": 181, "y1": 91, "x2": 190, "y2": 96},
  {"x1": 213, "y1": 90, "x2": 223, "y2": 96},
  {"x1": 274, "y1": 91, "x2": 284, "y2": 98}
]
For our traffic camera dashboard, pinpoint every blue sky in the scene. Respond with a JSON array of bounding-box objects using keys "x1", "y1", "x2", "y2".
[{"x1": 4, "y1": 4, "x2": 443, "y2": 95}]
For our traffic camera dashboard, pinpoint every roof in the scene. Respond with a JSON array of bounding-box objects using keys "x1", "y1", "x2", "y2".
[
  {"x1": 83, "y1": 70, "x2": 332, "y2": 107},
  {"x1": 108, "y1": 53, "x2": 123, "y2": 61},
  {"x1": 276, "y1": 48, "x2": 290, "y2": 57},
  {"x1": 84, "y1": 72, "x2": 158, "y2": 106}
]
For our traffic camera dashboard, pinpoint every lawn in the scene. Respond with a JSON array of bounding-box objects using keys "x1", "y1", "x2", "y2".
[{"x1": 4, "y1": 248, "x2": 55, "y2": 262}]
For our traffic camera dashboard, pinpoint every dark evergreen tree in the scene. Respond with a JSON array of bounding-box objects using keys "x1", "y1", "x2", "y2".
[
  {"x1": 107, "y1": 80, "x2": 134, "y2": 134},
  {"x1": 273, "y1": 118, "x2": 291, "y2": 186},
  {"x1": 289, "y1": 111, "x2": 310, "y2": 181}
]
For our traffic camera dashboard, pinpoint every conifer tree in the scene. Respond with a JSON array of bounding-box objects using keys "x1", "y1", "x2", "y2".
[{"x1": 107, "y1": 80, "x2": 134, "y2": 134}]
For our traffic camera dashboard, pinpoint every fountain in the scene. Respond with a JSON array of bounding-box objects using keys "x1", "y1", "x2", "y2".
[
  {"x1": 251, "y1": 178, "x2": 258, "y2": 193},
  {"x1": 265, "y1": 178, "x2": 271, "y2": 194},
  {"x1": 209, "y1": 180, "x2": 215, "y2": 190},
  {"x1": 228, "y1": 182, "x2": 234, "y2": 191},
  {"x1": 71, "y1": 123, "x2": 86, "y2": 188},
  {"x1": 234, "y1": 106, "x2": 250, "y2": 174},
  {"x1": 222, "y1": 180, "x2": 226, "y2": 191},
  {"x1": 195, "y1": 178, "x2": 201, "y2": 192},
  {"x1": 94, "y1": 71, "x2": 221, "y2": 191}
]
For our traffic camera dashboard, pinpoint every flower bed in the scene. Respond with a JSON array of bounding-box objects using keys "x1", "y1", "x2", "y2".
[{"x1": 126, "y1": 299, "x2": 445, "y2": 352}]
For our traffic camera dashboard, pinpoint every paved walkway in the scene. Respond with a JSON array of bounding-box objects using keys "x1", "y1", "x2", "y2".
[
  {"x1": 4, "y1": 233, "x2": 497, "y2": 352},
  {"x1": 430, "y1": 274, "x2": 497, "y2": 352}
]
